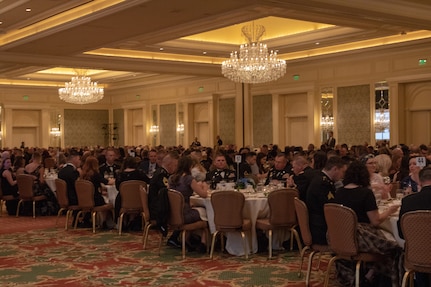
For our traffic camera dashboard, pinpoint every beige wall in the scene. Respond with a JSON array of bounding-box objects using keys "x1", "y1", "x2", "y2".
[{"x1": 1, "y1": 42, "x2": 431, "y2": 149}]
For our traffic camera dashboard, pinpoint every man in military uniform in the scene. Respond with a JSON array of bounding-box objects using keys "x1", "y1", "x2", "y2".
[
  {"x1": 206, "y1": 153, "x2": 236, "y2": 189},
  {"x1": 286, "y1": 153, "x2": 317, "y2": 201},
  {"x1": 264, "y1": 152, "x2": 291, "y2": 185},
  {"x1": 99, "y1": 148, "x2": 120, "y2": 178},
  {"x1": 306, "y1": 156, "x2": 347, "y2": 245}
]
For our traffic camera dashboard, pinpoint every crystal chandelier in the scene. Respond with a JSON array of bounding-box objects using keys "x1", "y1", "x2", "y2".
[
  {"x1": 221, "y1": 23, "x2": 286, "y2": 84},
  {"x1": 58, "y1": 73, "x2": 104, "y2": 104}
]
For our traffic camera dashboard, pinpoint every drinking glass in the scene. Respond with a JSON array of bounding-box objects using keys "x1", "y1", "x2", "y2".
[{"x1": 396, "y1": 189, "x2": 404, "y2": 201}]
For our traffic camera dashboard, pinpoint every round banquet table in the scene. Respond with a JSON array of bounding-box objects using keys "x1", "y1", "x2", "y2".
[{"x1": 190, "y1": 191, "x2": 290, "y2": 256}]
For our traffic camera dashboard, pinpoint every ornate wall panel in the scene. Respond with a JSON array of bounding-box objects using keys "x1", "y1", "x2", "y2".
[
  {"x1": 253, "y1": 95, "x2": 272, "y2": 147},
  {"x1": 219, "y1": 98, "x2": 235, "y2": 145},
  {"x1": 64, "y1": 109, "x2": 108, "y2": 147},
  {"x1": 160, "y1": 104, "x2": 176, "y2": 147},
  {"x1": 337, "y1": 85, "x2": 371, "y2": 146},
  {"x1": 113, "y1": 109, "x2": 124, "y2": 147}
]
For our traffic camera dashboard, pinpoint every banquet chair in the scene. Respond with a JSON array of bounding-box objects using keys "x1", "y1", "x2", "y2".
[
  {"x1": 118, "y1": 180, "x2": 147, "y2": 235},
  {"x1": 0, "y1": 181, "x2": 16, "y2": 217},
  {"x1": 140, "y1": 185, "x2": 157, "y2": 249},
  {"x1": 323, "y1": 203, "x2": 385, "y2": 287},
  {"x1": 160, "y1": 189, "x2": 209, "y2": 259},
  {"x1": 55, "y1": 178, "x2": 80, "y2": 230},
  {"x1": 255, "y1": 188, "x2": 302, "y2": 259},
  {"x1": 400, "y1": 210, "x2": 431, "y2": 287},
  {"x1": 74, "y1": 179, "x2": 115, "y2": 233},
  {"x1": 16, "y1": 174, "x2": 47, "y2": 218},
  {"x1": 209, "y1": 190, "x2": 252, "y2": 259},
  {"x1": 294, "y1": 197, "x2": 332, "y2": 286}
]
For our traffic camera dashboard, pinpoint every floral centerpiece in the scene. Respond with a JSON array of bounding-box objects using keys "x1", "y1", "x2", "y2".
[{"x1": 235, "y1": 177, "x2": 256, "y2": 190}]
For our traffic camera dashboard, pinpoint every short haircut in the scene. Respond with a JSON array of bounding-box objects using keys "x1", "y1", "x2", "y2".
[
  {"x1": 324, "y1": 156, "x2": 346, "y2": 170},
  {"x1": 419, "y1": 166, "x2": 431, "y2": 182}
]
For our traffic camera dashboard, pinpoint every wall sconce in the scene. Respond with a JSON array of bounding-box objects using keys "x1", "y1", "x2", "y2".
[
  {"x1": 149, "y1": 125, "x2": 159, "y2": 134},
  {"x1": 176, "y1": 123, "x2": 184, "y2": 133},
  {"x1": 50, "y1": 127, "x2": 61, "y2": 137}
]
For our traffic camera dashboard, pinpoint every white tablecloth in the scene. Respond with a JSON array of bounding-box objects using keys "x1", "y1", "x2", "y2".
[
  {"x1": 44, "y1": 173, "x2": 58, "y2": 192},
  {"x1": 190, "y1": 191, "x2": 290, "y2": 256},
  {"x1": 379, "y1": 200, "x2": 404, "y2": 248},
  {"x1": 104, "y1": 185, "x2": 119, "y2": 207}
]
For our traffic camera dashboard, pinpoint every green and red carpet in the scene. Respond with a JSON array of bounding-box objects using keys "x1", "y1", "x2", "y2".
[{"x1": 0, "y1": 215, "x2": 340, "y2": 286}]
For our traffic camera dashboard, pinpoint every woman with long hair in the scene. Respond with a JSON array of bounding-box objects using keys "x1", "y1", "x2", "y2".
[{"x1": 168, "y1": 155, "x2": 208, "y2": 253}]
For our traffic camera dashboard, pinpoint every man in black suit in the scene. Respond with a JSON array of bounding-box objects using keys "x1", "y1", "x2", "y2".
[
  {"x1": 326, "y1": 131, "x2": 336, "y2": 148},
  {"x1": 287, "y1": 153, "x2": 317, "y2": 201},
  {"x1": 58, "y1": 149, "x2": 81, "y2": 206},
  {"x1": 398, "y1": 166, "x2": 431, "y2": 286},
  {"x1": 138, "y1": 149, "x2": 158, "y2": 178}
]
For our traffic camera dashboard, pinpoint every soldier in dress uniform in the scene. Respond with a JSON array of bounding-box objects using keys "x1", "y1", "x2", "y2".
[
  {"x1": 264, "y1": 152, "x2": 291, "y2": 185},
  {"x1": 206, "y1": 153, "x2": 236, "y2": 189},
  {"x1": 99, "y1": 148, "x2": 121, "y2": 178}
]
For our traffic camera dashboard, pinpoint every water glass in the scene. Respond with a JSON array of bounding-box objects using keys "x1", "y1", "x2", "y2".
[{"x1": 396, "y1": 189, "x2": 404, "y2": 200}]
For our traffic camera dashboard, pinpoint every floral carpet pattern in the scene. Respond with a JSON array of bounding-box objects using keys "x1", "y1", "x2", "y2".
[{"x1": 0, "y1": 217, "x2": 338, "y2": 287}]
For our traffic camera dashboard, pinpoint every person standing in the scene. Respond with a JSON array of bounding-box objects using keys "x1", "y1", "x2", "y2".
[
  {"x1": 58, "y1": 150, "x2": 81, "y2": 206},
  {"x1": 216, "y1": 135, "x2": 223, "y2": 146},
  {"x1": 326, "y1": 131, "x2": 336, "y2": 148}
]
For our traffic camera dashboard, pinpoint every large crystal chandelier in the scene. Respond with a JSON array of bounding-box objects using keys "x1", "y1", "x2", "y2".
[
  {"x1": 222, "y1": 23, "x2": 286, "y2": 84},
  {"x1": 58, "y1": 73, "x2": 104, "y2": 104}
]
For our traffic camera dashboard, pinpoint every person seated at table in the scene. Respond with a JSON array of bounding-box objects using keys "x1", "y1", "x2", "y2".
[
  {"x1": 400, "y1": 155, "x2": 423, "y2": 194},
  {"x1": 99, "y1": 148, "x2": 121, "y2": 179},
  {"x1": 397, "y1": 166, "x2": 431, "y2": 287},
  {"x1": 306, "y1": 156, "x2": 347, "y2": 245},
  {"x1": 286, "y1": 153, "x2": 316, "y2": 201},
  {"x1": 264, "y1": 152, "x2": 291, "y2": 186},
  {"x1": 13, "y1": 155, "x2": 26, "y2": 176},
  {"x1": 114, "y1": 156, "x2": 150, "y2": 229},
  {"x1": 1, "y1": 158, "x2": 19, "y2": 215},
  {"x1": 24, "y1": 152, "x2": 59, "y2": 216},
  {"x1": 238, "y1": 151, "x2": 258, "y2": 183},
  {"x1": 80, "y1": 156, "x2": 115, "y2": 228},
  {"x1": 138, "y1": 149, "x2": 158, "y2": 178},
  {"x1": 190, "y1": 157, "x2": 207, "y2": 182},
  {"x1": 361, "y1": 154, "x2": 392, "y2": 199},
  {"x1": 168, "y1": 155, "x2": 208, "y2": 253},
  {"x1": 333, "y1": 160, "x2": 402, "y2": 287},
  {"x1": 205, "y1": 153, "x2": 236, "y2": 189}
]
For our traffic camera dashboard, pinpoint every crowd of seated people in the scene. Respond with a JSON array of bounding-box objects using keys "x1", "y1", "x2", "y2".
[{"x1": 1, "y1": 141, "x2": 431, "y2": 284}]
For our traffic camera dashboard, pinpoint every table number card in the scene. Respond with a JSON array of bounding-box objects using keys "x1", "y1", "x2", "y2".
[{"x1": 416, "y1": 156, "x2": 426, "y2": 167}]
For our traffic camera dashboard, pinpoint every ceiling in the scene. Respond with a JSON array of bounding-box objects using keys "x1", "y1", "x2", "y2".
[{"x1": 0, "y1": 0, "x2": 431, "y2": 91}]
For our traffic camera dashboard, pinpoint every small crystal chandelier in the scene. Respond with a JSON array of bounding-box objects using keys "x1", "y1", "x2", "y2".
[
  {"x1": 58, "y1": 72, "x2": 104, "y2": 104},
  {"x1": 222, "y1": 23, "x2": 286, "y2": 84}
]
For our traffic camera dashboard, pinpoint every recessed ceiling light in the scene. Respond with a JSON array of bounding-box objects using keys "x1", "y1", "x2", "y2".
[
  {"x1": 0, "y1": 21, "x2": 3, "y2": 25},
  {"x1": 203, "y1": 51, "x2": 207, "y2": 55},
  {"x1": 25, "y1": 8, "x2": 31, "y2": 12},
  {"x1": 159, "y1": 47, "x2": 164, "y2": 51},
  {"x1": 315, "y1": 42, "x2": 320, "y2": 45}
]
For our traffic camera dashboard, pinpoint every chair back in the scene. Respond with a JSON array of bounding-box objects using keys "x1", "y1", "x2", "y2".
[
  {"x1": 401, "y1": 210, "x2": 431, "y2": 273},
  {"x1": 139, "y1": 185, "x2": 150, "y2": 222},
  {"x1": 267, "y1": 188, "x2": 298, "y2": 227},
  {"x1": 119, "y1": 180, "x2": 147, "y2": 211},
  {"x1": 75, "y1": 179, "x2": 95, "y2": 209},
  {"x1": 324, "y1": 203, "x2": 358, "y2": 257},
  {"x1": 211, "y1": 190, "x2": 245, "y2": 229},
  {"x1": 294, "y1": 197, "x2": 313, "y2": 247},
  {"x1": 167, "y1": 189, "x2": 185, "y2": 228},
  {"x1": 17, "y1": 174, "x2": 35, "y2": 199},
  {"x1": 55, "y1": 178, "x2": 69, "y2": 208}
]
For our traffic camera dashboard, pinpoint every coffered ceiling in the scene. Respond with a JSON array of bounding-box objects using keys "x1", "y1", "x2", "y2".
[{"x1": 0, "y1": 0, "x2": 430, "y2": 91}]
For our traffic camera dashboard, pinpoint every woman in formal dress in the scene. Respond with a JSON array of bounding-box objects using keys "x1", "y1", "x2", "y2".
[
  {"x1": 333, "y1": 160, "x2": 401, "y2": 287},
  {"x1": 400, "y1": 155, "x2": 422, "y2": 193},
  {"x1": 13, "y1": 155, "x2": 26, "y2": 176},
  {"x1": 168, "y1": 155, "x2": 208, "y2": 253},
  {"x1": 114, "y1": 156, "x2": 150, "y2": 228},
  {"x1": 80, "y1": 156, "x2": 115, "y2": 227},
  {"x1": 361, "y1": 154, "x2": 391, "y2": 199},
  {"x1": 24, "y1": 152, "x2": 59, "y2": 215},
  {"x1": 1, "y1": 158, "x2": 19, "y2": 215}
]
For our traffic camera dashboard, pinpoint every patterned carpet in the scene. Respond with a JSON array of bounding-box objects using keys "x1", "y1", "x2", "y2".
[{"x1": 0, "y1": 214, "x2": 340, "y2": 287}]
